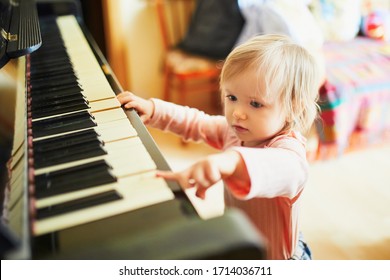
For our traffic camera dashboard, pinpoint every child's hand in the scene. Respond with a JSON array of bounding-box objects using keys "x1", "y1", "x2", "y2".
[
  {"x1": 156, "y1": 151, "x2": 246, "y2": 199},
  {"x1": 117, "y1": 91, "x2": 154, "y2": 123}
]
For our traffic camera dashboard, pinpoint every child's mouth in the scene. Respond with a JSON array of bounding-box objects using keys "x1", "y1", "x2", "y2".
[{"x1": 232, "y1": 125, "x2": 248, "y2": 133}]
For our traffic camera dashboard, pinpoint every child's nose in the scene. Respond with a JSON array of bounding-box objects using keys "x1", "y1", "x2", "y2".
[{"x1": 233, "y1": 108, "x2": 247, "y2": 120}]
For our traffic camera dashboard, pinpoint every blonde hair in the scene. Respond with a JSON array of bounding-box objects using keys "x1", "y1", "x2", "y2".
[{"x1": 220, "y1": 34, "x2": 320, "y2": 133}]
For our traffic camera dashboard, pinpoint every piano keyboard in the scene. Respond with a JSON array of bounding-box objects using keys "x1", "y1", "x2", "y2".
[{"x1": 6, "y1": 15, "x2": 175, "y2": 237}]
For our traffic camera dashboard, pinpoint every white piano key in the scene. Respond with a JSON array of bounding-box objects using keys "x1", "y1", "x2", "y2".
[
  {"x1": 33, "y1": 173, "x2": 175, "y2": 236},
  {"x1": 94, "y1": 118, "x2": 137, "y2": 142},
  {"x1": 57, "y1": 16, "x2": 116, "y2": 102}
]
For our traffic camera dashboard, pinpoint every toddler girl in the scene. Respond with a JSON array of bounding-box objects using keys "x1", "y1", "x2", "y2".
[{"x1": 117, "y1": 34, "x2": 320, "y2": 259}]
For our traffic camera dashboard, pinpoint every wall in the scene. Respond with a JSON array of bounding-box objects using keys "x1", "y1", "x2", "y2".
[{"x1": 104, "y1": 0, "x2": 163, "y2": 100}]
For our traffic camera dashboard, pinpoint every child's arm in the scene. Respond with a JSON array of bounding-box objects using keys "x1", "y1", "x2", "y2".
[
  {"x1": 147, "y1": 99, "x2": 230, "y2": 149},
  {"x1": 158, "y1": 138, "x2": 308, "y2": 201},
  {"x1": 157, "y1": 150, "x2": 250, "y2": 199},
  {"x1": 229, "y1": 139, "x2": 308, "y2": 200},
  {"x1": 117, "y1": 92, "x2": 230, "y2": 149},
  {"x1": 117, "y1": 91, "x2": 155, "y2": 123}
]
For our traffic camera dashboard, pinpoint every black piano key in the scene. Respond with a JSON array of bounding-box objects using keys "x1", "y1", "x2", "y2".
[
  {"x1": 31, "y1": 93, "x2": 86, "y2": 109},
  {"x1": 31, "y1": 100, "x2": 89, "y2": 119},
  {"x1": 36, "y1": 190, "x2": 122, "y2": 220},
  {"x1": 34, "y1": 139, "x2": 106, "y2": 169},
  {"x1": 34, "y1": 98, "x2": 88, "y2": 111},
  {"x1": 35, "y1": 45, "x2": 65, "y2": 54},
  {"x1": 29, "y1": 68, "x2": 76, "y2": 80},
  {"x1": 39, "y1": 36, "x2": 63, "y2": 45},
  {"x1": 32, "y1": 111, "x2": 97, "y2": 138},
  {"x1": 29, "y1": 83, "x2": 82, "y2": 96},
  {"x1": 36, "y1": 171, "x2": 117, "y2": 199},
  {"x1": 30, "y1": 59, "x2": 72, "y2": 69},
  {"x1": 29, "y1": 68, "x2": 76, "y2": 83},
  {"x1": 34, "y1": 159, "x2": 112, "y2": 186},
  {"x1": 30, "y1": 47, "x2": 68, "y2": 56},
  {"x1": 30, "y1": 71, "x2": 77, "y2": 82},
  {"x1": 29, "y1": 78, "x2": 79, "y2": 92},
  {"x1": 30, "y1": 43, "x2": 67, "y2": 53},
  {"x1": 34, "y1": 129, "x2": 99, "y2": 152},
  {"x1": 29, "y1": 67, "x2": 73, "y2": 78},
  {"x1": 30, "y1": 63, "x2": 73, "y2": 75},
  {"x1": 35, "y1": 160, "x2": 117, "y2": 199},
  {"x1": 30, "y1": 51, "x2": 70, "y2": 63},
  {"x1": 29, "y1": 71, "x2": 77, "y2": 84},
  {"x1": 30, "y1": 85, "x2": 83, "y2": 100}
]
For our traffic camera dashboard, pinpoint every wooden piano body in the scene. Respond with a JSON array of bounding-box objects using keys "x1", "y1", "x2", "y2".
[{"x1": 1, "y1": 0, "x2": 266, "y2": 260}]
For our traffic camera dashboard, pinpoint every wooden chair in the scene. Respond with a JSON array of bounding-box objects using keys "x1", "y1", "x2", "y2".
[{"x1": 155, "y1": 0, "x2": 222, "y2": 109}]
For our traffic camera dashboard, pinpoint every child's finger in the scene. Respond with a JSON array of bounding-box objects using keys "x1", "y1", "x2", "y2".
[
  {"x1": 195, "y1": 187, "x2": 206, "y2": 200},
  {"x1": 156, "y1": 170, "x2": 194, "y2": 189},
  {"x1": 123, "y1": 101, "x2": 137, "y2": 109},
  {"x1": 155, "y1": 170, "x2": 177, "y2": 180},
  {"x1": 139, "y1": 114, "x2": 149, "y2": 123}
]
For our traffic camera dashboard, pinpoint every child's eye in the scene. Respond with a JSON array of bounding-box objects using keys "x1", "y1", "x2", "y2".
[
  {"x1": 226, "y1": 95, "x2": 237, "y2": 102},
  {"x1": 250, "y1": 100, "x2": 262, "y2": 108}
]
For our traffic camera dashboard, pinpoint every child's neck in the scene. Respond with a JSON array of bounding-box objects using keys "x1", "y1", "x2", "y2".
[{"x1": 241, "y1": 129, "x2": 292, "y2": 147}]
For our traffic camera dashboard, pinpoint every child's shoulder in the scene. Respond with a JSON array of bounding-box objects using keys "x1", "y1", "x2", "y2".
[{"x1": 266, "y1": 130, "x2": 307, "y2": 155}]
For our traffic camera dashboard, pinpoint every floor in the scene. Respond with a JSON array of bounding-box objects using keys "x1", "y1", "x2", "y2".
[{"x1": 148, "y1": 127, "x2": 390, "y2": 260}]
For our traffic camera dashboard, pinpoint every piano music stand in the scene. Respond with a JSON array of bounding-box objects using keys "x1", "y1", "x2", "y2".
[{"x1": 0, "y1": 0, "x2": 42, "y2": 69}]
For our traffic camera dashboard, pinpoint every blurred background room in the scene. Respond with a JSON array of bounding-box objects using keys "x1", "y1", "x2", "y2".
[{"x1": 1, "y1": 0, "x2": 390, "y2": 259}]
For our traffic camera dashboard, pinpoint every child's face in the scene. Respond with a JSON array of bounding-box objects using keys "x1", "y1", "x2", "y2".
[{"x1": 222, "y1": 69, "x2": 288, "y2": 147}]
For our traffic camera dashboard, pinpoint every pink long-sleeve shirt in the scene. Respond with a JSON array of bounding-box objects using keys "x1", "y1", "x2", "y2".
[{"x1": 147, "y1": 99, "x2": 309, "y2": 260}]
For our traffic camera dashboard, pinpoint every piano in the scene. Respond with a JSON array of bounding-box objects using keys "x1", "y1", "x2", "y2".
[{"x1": 1, "y1": 0, "x2": 266, "y2": 260}]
